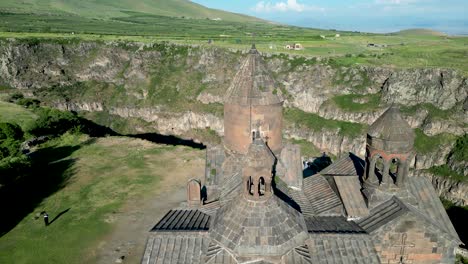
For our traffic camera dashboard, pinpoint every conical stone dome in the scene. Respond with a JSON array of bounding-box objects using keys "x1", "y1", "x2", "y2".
[
  {"x1": 209, "y1": 195, "x2": 309, "y2": 257},
  {"x1": 223, "y1": 45, "x2": 284, "y2": 154},
  {"x1": 224, "y1": 45, "x2": 283, "y2": 106},
  {"x1": 244, "y1": 136, "x2": 276, "y2": 169},
  {"x1": 367, "y1": 106, "x2": 415, "y2": 152}
]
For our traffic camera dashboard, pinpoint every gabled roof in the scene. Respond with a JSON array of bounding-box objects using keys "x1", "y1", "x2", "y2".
[
  {"x1": 142, "y1": 234, "x2": 209, "y2": 264},
  {"x1": 205, "y1": 241, "x2": 237, "y2": 264},
  {"x1": 282, "y1": 245, "x2": 313, "y2": 264},
  {"x1": 319, "y1": 153, "x2": 364, "y2": 177},
  {"x1": 305, "y1": 216, "x2": 365, "y2": 234},
  {"x1": 406, "y1": 177, "x2": 461, "y2": 242},
  {"x1": 302, "y1": 175, "x2": 343, "y2": 215},
  {"x1": 357, "y1": 194, "x2": 461, "y2": 242},
  {"x1": 307, "y1": 235, "x2": 380, "y2": 264},
  {"x1": 151, "y1": 209, "x2": 211, "y2": 232},
  {"x1": 357, "y1": 196, "x2": 407, "y2": 233},
  {"x1": 334, "y1": 176, "x2": 369, "y2": 218},
  {"x1": 368, "y1": 106, "x2": 415, "y2": 143},
  {"x1": 219, "y1": 172, "x2": 242, "y2": 204},
  {"x1": 224, "y1": 45, "x2": 283, "y2": 106}
]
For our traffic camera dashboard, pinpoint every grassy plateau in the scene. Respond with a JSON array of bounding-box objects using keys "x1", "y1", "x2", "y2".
[
  {"x1": 0, "y1": 101, "x2": 204, "y2": 263},
  {"x1": 0, "y1": 1, "x2": 467, "y2": 74}
]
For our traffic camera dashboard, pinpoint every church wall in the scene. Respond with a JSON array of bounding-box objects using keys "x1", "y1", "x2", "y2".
[
  {"x1": 205, "y1": 145, "x2": 225, "y2": 186},
  {"x1": 250, "y1": 103, "x2": 283, "y2": 154},
  {"x1": 224, "y1": 103, "x2": 251, "y2": 154},
  {"x1": 224, "y1": 103, "x2": 283, "y2": 154},
  {"x1": 371, "y1": 214, "x2": 456, "y2": 264}
]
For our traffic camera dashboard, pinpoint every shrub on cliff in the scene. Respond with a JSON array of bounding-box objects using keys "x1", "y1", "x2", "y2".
[
  {"x1": 452, "y1": 135, "x2": 468, "y2": 162},
  {"x1": 27, "y1": 108, "x2": 82, "y2": 137},
  {"x1": 0, "y1": 122, "x2": 29, "y2": 184}
]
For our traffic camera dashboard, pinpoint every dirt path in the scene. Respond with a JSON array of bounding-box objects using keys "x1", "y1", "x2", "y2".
[{"x1": 95, "y1": 147, "x2": 205, "y2": 264}]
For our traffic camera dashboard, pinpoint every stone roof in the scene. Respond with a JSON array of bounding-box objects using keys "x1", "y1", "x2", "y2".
[
  {"x1": 334, "y1": 176, "x2": 369, "y2": 219},
  {"x1": 244, "y1": 137, "x2": 276, "y2": 169},
  {"x1": 142, "y1": 234, "x2": 210, "y2": 264},
  {"x1": 205, "y1": 242, "x2": 237, "y2": 264},
  {"x1": 319, "y1": 153, "x2": 364, "y2": 177},
  {"x1": 307, "y1": 235, "x2": 380, "y2": 263},
  {"x1": 302, "y1": 175, "x2": 343, "y2": 215},
  {"x1": 367, "y1": 106, "x2": 415, "y2": 148},
  {"x1": 225, "y1": 45, "x2": 283, "y2": 106},
  {"x1": 151, "y1": 209, "x2": 211, "y2": 232},
  {"x1": 357, "y1": 196, "x2": 407, "y2": 233},
  {"x1": 219, "y1": 172, "x2": 243, "y2": 204},
  {"x1": 358, "y1": 193, "x2": 461, "y2": 242},
  {"x1": 282, "y1": 245, "x2": 313, "y2": 263},
  {"x1": 406, "y1": 177, "x2": 461, "y2": 241},
  {"x1": 209, "y1": 195, "x2": 309, "y2": 257},
  {"x1": 305, "y1": 216, "x2": 365, "y2": 234}
]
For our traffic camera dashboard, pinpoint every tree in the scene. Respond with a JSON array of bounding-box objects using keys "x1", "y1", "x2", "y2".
[
  {"x1": 28, "y1": 108, "x2": 81, "y2": 136},
  {"x1": 0, "y1": 122, "x2": 24, "y2": 141},
  {"x1": 0, "y1": 122, "x2": 28, "y2": 183}
]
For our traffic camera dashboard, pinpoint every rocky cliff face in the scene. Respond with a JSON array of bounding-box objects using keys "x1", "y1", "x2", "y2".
[
  {"x1": 1, "y1": 39, "x2": 466, "y2": 201},
  {"x1": 415, "y1": 170, "x2": 468, "y2": 206}
]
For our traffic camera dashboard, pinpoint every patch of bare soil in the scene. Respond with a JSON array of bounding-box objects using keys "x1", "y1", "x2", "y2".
[{"x1": 94, "y1": 145, "x2": 205, "y2": 264}]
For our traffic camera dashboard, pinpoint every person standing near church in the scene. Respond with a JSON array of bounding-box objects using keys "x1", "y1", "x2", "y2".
[{"x1": 43, "y1": 212, "x2": 49, "y2": 226}]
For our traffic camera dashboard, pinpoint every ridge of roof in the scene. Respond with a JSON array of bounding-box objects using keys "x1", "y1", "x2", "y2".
[{"x1": 224, "y1": 45, "x2": 283, "y2": 106}]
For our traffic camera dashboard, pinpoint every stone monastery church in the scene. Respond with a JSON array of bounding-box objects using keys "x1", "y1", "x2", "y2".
[{"x1": 142, "y1": 45, "x2": 461, "y2": 264}]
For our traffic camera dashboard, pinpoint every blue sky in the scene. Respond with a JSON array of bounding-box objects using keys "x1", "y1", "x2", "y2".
[{"x1": 192, "y1": 0, "x2": 468, "y2": 35}]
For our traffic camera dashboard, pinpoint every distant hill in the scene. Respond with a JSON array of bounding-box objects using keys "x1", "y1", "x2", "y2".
[
  {"x1": 0, "y1": 0, "x2": 264, "y2": 23},
  {"x1": 395, "y1": 28, "x2": 447, "y2": 36}
]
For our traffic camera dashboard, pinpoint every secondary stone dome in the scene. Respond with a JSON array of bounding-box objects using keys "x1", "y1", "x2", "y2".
[
  {"x1": 209, "y1": 195, "x2": 309, "y2": 257},
  {"x1": 367, "y1": 106, "x2": 415, "y2": 152}
]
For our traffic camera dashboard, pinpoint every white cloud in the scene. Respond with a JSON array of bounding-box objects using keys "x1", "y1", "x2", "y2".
[
  {"x1": 375, "y1": 0, "x2": 419, "y2": 5},
  {"x1": 252, "y1": 0, "x2": 324, "y2": 13}
]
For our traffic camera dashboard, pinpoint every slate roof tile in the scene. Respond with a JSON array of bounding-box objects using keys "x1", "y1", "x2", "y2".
[
  {"x1": 151, "y1": 210, "x2": 211, "y2": 232},
  {"x1": 307, "y1": 235, "x2": 380, "y2": 264},
  {"x1": 142, "y1": 235, "x2": 210, "y2": 264},
  {"x1": 319, "y1": 153, "x2": 364, "y2": 177},
  {"x1": 305, "y1": 216, "x2": 365, "y2": 234},
  {"x1": 357, "y1": 196, "x2": 407, "y2": 232},
  {"x1": 302, "y1": 175, "x2": 343, "y2": 215},
  {"x1": 406, "y1": 176, "x2": 460, "y2": 241},
  {"x1": 333, "y1": 176, "x2": 369, "y2": 218}
]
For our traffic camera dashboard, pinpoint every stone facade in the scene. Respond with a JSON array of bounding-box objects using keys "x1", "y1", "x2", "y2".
[{"x1": 142, "y1": 46, "x2": 461, "y2": 264}]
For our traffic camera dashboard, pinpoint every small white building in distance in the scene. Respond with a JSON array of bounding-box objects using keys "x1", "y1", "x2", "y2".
[{"x1": 285, "y1": 43, "x2": 303, "y2": 50}]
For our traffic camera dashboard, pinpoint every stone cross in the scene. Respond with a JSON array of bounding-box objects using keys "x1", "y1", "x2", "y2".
[{"x1": 389, "y1": 233, "x2": 415, "y2": 264}]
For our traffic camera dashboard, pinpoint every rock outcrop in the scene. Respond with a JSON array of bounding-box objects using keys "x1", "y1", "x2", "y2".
[{"x1": 1, "y1": 39, "x2": 466, "y2": 203}]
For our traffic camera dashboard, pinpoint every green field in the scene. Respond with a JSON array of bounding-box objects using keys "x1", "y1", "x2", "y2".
[
  {"x1": 0, "y1": 0, "x2": 262, "y2": 22},
  {"x1": 0, "y1": 100, "x2": 205, "y2": 263},
  {"x1": 0, "y1": 134, "x2": 203, "y2": 263},
  {"x1": 1, "y1": 1, "x2": 467, "y2": 74},
  {"x1": 0, "y1": 101, "x2": 37, "y2": 130}
]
